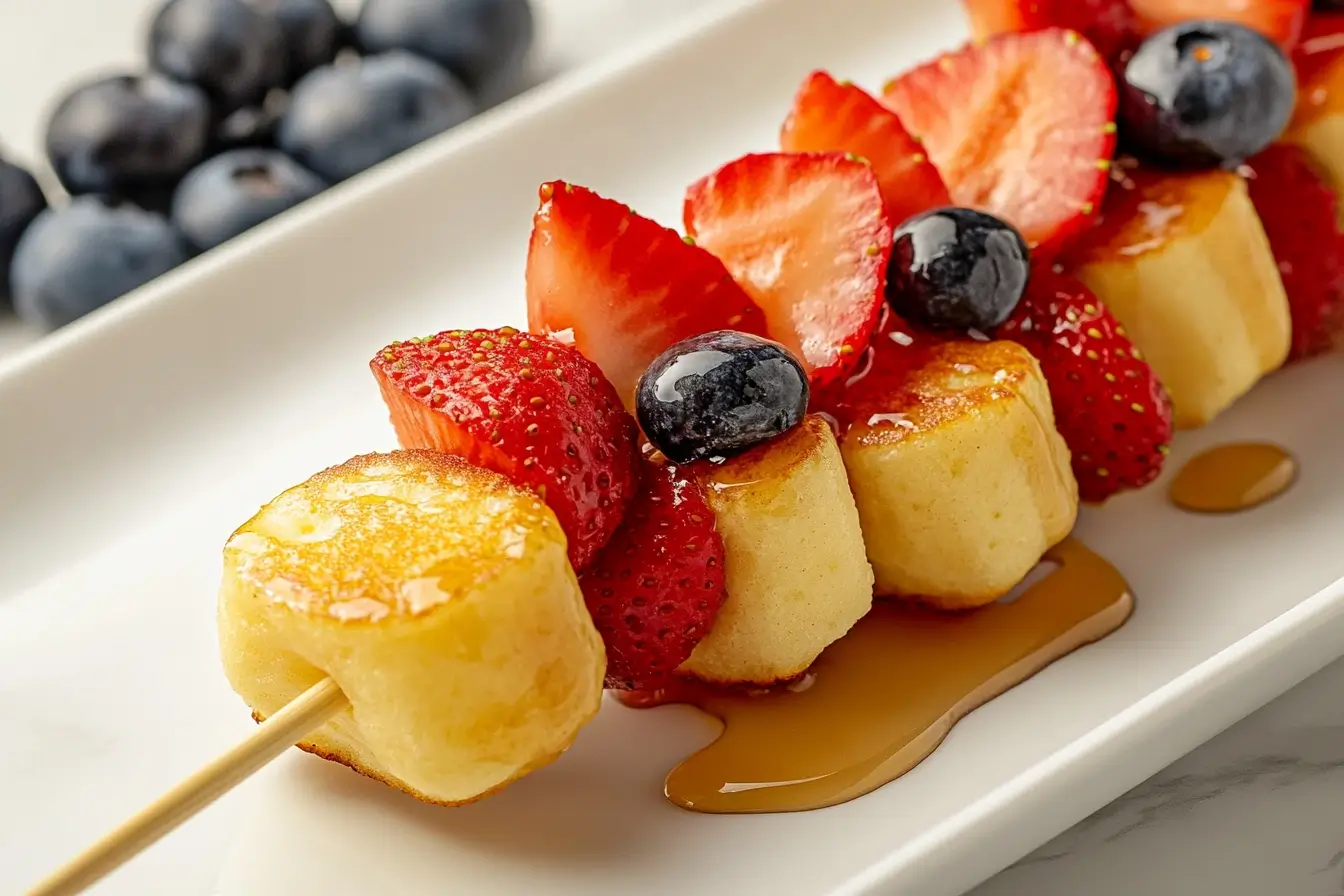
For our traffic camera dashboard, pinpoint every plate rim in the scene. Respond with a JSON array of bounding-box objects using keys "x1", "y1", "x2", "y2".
[{"x1": 835, "y1": 569, "x2": 1344, "y2": 894}]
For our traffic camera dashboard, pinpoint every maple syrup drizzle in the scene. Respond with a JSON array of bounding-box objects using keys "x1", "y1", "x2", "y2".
[
  {"x1": 619, "y1": 537, "x2": 1133, "y2": 814},
  {"x1": 1168, "y1": 443, "x2": 1297, "y2": 514}
]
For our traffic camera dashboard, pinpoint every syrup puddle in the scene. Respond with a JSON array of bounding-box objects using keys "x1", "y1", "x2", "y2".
[
  {"x1": 1169, "y1": 443, "x2": 1297, "y2": 514},
  {"x1": 620, "y1": 538, "x2": 1133, "y2": 814}
]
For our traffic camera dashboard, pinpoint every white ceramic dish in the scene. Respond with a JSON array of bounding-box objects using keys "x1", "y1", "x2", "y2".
[{"x1": 4, "y1": 0, "x2": 1344, "y2": 894}]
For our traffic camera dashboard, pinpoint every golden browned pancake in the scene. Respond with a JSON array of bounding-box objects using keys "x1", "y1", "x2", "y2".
[
  {"x1": 1065, "y1": 163, "x2": 1290, "y2": 428},
  {"x1": 822, "y1": 324, "x2": 1077, "y2": 609},
  {"x1": 218, "y1": 450, "x2": 605, "y2": 806},
  {"x1": 676, "y1": 416, "x2": 874, "y2": 686}
]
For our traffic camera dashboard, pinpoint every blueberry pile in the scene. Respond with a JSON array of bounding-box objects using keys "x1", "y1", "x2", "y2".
[{"x1": 2, "y1": 0, "x2": 534, "y2": 332}]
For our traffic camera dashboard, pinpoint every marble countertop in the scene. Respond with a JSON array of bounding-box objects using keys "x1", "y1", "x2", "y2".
[
  {"x1": 976, "y1": 654, "x2": 1344, "y2": 896},
  {"x1": 2, "y1": 1, "x2": 1340, "y2": 894}
]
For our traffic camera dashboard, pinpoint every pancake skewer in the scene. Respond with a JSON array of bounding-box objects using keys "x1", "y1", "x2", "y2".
[{"x1": 27, "y1": 449, "x2": 609, "y2": 896}]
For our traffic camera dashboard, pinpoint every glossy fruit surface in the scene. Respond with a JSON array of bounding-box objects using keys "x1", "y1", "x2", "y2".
[
  {"x1": 883, "y1": 29, "x2": 1118, "y2": 256},
  {"x1": 11, "y1": 197, "x2": 189, "y2": 330},
  {"x1": 278, "y1": 51, "x2": 474, "y2": 182},
  {"x1": 148, "y1": 0, "x2": 287, "y2": 112},
  {"x1": 887, "y1": 207, "x2": 1030, "y2": 331},
  {"x1": 171, "y1": 148, "x2": 326, "y2": 250},
  {"x1": 45, "y1": 73, "x2": 212, "y2": 206},
  {"x1": 779, "y1": 71, "x2": 951, "y2": 228},
  {"x1": 355, "y1": 0, "x2": 534, "y2": 99},
  {"x1": 579, "y1": 458, "x2": 727, "y2": 691},
  {"x1": 636, "y1": 330, "x2": 809, "y2": 464},
  {"x1": 684, "y1": 151, "x2": 891, "y2": 389},
  {"x1": 249, "y1": 0, "x2": 342, "y2": 84},
  {"x1": 524, "y1": 181, "x2": 768, "y2": 406},
  {"x1": 370, "y1": 327, "x2": 639, "y2": 571},
  {"x1": 1119, "y1": 20, "x2": 1297, "y2": 166},
  {"x1": 996, "y1": 271, "x2": 1173, "y2": 501}
]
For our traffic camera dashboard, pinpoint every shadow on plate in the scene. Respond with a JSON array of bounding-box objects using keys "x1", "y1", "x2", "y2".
[{"x1": 284, "y1": 695, "x2": 722, "y2": 867}]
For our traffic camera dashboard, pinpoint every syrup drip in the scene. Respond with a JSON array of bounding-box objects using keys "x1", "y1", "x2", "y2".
[
  {"x1": 620, "y1": 537, "x2": 1133, "y2": 814},
  {"x1": 1169, "y1": 443, "x2": 1297, "y2": 514}
]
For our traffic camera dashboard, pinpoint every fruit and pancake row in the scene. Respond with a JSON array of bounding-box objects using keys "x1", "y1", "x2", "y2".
[{"x1": 218, "y1": 1, "x2": 1344, "y2": 808}]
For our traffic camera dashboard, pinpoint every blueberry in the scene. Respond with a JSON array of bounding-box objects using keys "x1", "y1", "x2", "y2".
[
  {"x1": 636, "y1": 331, "x2": 809, "y2": 464},
  {"x1": 355, "y1": 0, "x2": 534, "y2": 100},
  {"x1": 886, "y1": 208, "x2": 1029, "y2": 331},
  {"x1": 11, "y1": 197, "x2": 190, "y2": 330},
  {"x1": 1119, "y1": 21, "x2": 1296, "y2": 167},
  {"x1": 172, "y1": 148, "x2": 325, "y2": 250},
  {"x1": 277, "y1": 51, "x2": 474, "y2": 182},
  {"x1": 45, "y1": 73, "x2": 212, "y2": 209},
  {"x1": 0, "y1": 158, "x2": 48, "y2": 307},
  {"x1": 247, "y1": 0, "x2": 343, "y2": 84},
  {"x1": 148, "y1": 0, "x2": 287, "y2": 112},
  {"x1": 213, "y1": 92, "x2": 289, "y2": 150}
]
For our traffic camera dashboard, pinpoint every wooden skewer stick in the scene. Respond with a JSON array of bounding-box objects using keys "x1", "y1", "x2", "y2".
[{"x1": 27, "y1": 678, "x2": 348, "y2": 896}]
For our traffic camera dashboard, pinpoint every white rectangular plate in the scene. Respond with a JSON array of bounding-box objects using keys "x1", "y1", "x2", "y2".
[{"x1": 5, "y1": 1, "x2": 1344, "y2": 894}]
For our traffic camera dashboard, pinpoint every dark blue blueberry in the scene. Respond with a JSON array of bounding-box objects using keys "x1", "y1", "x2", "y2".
[
  {"x1": 172, "y1": 148, "x2": 325, "y2": 250},
  {"x1": 1119, "y1": 21, "x2": 1296, "y2": 167},
  {"x1": 11, "y1": 197, "x2": 190, "y2": 331},
  {"x1": 0, "y1": 158, "x2": 48, "y2": 307},
  {"x1": 277, "y1": 51, "x2": 474, "y2": 182},
  {"x1": 213, "y1": 97, "x2": 286, "y2": 150},
  {"x1": 635, "y1": 331, "x2": 809, "y2": 465},
  {"x1": 148, "y1": 0, "x2": 287, "y2": 112},
  {"x1": 886, "y1": 207, "x2": 1029, "y2": 331},
  {"x1": 248, "y1": 0, "x2": 343, "y2": 84},
  {"x1": 354, "y1": 0, "x2": 534, "y2": 101},
  {"x1": 45, "y1": 73, "x2": 212, "y2": 210}
]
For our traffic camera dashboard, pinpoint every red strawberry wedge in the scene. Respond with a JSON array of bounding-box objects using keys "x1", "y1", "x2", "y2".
[
  {"x1": 996, "y1": 271, "x2": 1173, "y2": 502},
  {"x1": 779, "y1": 71, "x2": 951, "y2": 227},
  {"x1": 1244, "y1": 144, "x2": 1344, "y2": 362},
  {"x1": 371, "y1": 327, "x2": 639, "y2": 571},
  {"x1": 1129, "y1": 0, "x2": 1308, "y2": 50},
  {"x1": 962, "y1": 0, "x2": 1141, "y2": 65},
  {"x1": 883, "y1": 29, "x2": 1118, "y2": 257},
  {"x1": 526, "y1": 182, "x2": 769, "y2": 407},
  {"x1": 684, "y1": 151, "x2": 892, "y2": 389},
  {"x1": 580, "y1": 457, "x2": 727, "y2": 691}
]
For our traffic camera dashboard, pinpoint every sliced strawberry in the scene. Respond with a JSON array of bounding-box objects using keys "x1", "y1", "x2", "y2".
[
  {"x1": 370, "y1": 327, "x2": 639, "y2": 571},
  {"x1": 779, "y1": 71, "x2": 951, "y2": 227},
  {"x1": 1244, "y1": 144, "x2": 1344, "y2": 361},
  {"x1": 882, "y1": 29, "x2": 1118, "y2": 257},
  {"x1": 580, "y1": 457, "x2": 727, "y2": 691},
  {"x1": 961, "y1": 0, "x2": 1141, "y2": 65},
  {"x1": 683, "y1": 152, "x2": 892, "y2": 389},
  {"x1": 1129, "y1": 0, "x2": 1309, "y2": 50},
  {"x1": 526, "y1": 182, "x2": 769, "y2": 407},
  {"x1": 996, "y1": 271, "x2": 1173, "y2": 502}
]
